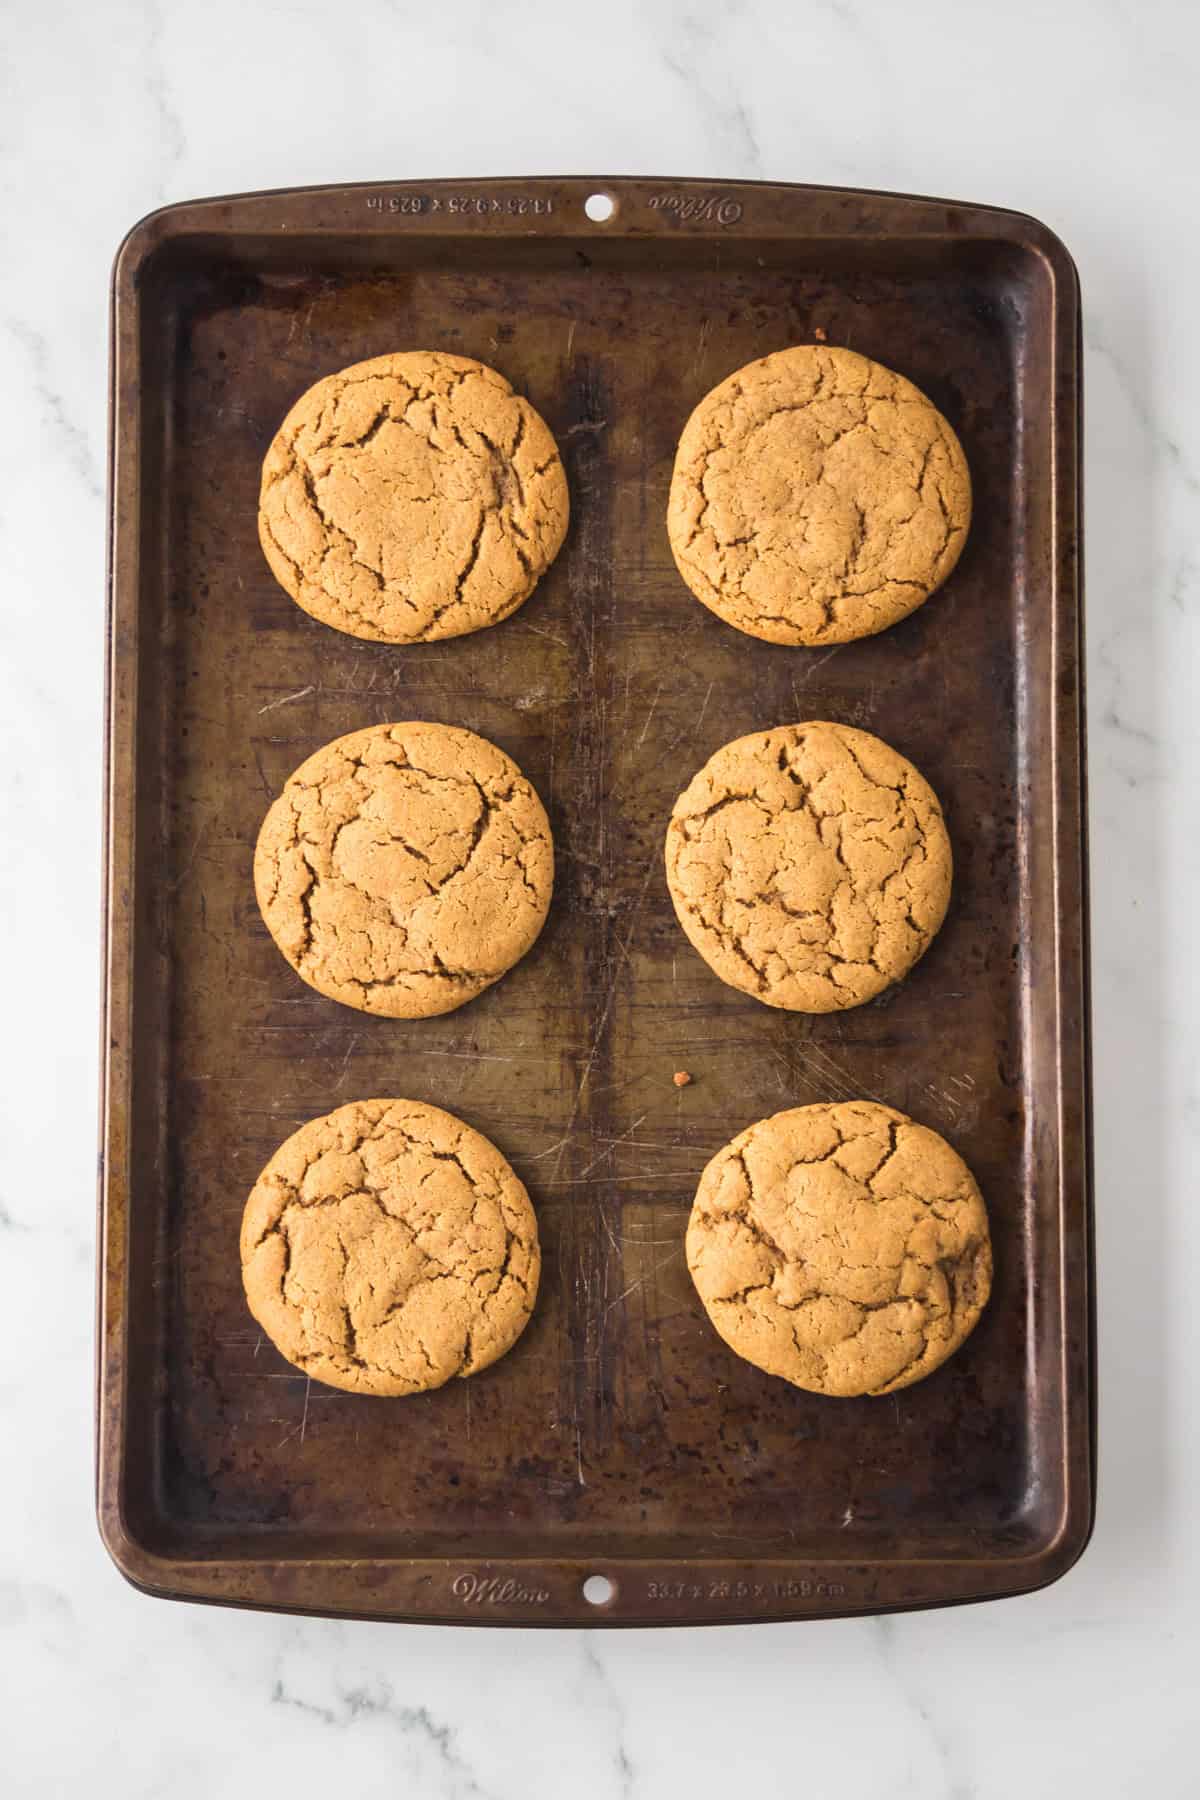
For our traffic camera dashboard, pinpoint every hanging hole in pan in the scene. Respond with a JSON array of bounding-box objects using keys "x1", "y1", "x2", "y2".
[
  {"x1": 584, "y1": 192, "x2": 616, "y2": 224},
  {"x1": 582, "y1": 1573, "x2": 616, "y2": 1606}
]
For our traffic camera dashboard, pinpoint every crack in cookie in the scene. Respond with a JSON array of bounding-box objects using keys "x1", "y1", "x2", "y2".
[
  {"x1": 667, "y1": 345, "x2": 970, "y2": 645},
  {"x1": 686, "y1": 1102, "x2": 991, "y2": 1396},
  {"x1": 259, "y1": 351, "x2": 569, "y2": 643},
  {"x1": 241, "y1": 1099, "x2": 540, "y2": 1396},
  {"x1": 254, "y1": 722, "x2": 553, "y2": 1018},
  {"x1": 665, "y1": 721, "x2": 951, "y2": 1013}
]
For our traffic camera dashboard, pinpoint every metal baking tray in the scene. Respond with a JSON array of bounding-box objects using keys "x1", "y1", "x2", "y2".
[{"x1": 99, "y1": 176, "x2": 1092, "y2": 1624}]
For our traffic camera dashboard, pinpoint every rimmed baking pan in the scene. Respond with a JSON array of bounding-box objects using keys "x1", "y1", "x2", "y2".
[{"x1": 99, "y1": 177, "x2": 1091, "y2": 1624}]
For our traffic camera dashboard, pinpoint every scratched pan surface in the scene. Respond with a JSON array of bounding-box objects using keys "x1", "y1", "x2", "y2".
[{"x1": 99, "y1": 178, "x2": 1092, "y2": 1625}]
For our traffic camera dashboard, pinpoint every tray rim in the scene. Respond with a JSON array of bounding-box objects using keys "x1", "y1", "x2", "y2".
[{"x1": 97, "y1": 173, "x2": 1093, "y2": 1627}]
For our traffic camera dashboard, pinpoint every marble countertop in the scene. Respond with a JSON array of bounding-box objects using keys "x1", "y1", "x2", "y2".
[{"x1": 3, "y1": 0, "x2": 1197, "y2": 1793}]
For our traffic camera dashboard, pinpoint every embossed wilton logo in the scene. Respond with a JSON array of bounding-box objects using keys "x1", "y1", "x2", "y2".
[
  {"x1": 649, "y1": 192, "x2": 743, "y2": 226},
  {"x1": 452, "y1": 1572, "x2": 550, "y2": 1606}
]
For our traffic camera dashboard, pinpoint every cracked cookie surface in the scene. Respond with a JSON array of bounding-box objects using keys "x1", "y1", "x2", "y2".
[
  {"x1": 665, "y1": 721, "x2": 951, "y2": 1013},
  {"x1": 254, "y1": 721, "x2": 553, "y2": 1018},
  {"x1": 258, "y1": 351, "x2": 569, "y2": 643},
  {"x1": 667, "y1": 344, "x2": 970, "y2": 645},
  {"x1": 687, "y1": 1102, "x2": 991, "y2": 1396},
  {"x1": 241, "y1": 1099, "x2": 539, "y2": 1395}
]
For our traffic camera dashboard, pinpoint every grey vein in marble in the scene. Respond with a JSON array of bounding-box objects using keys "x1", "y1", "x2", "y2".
[
  {"x1": 4, "y1": 318, "x2": 103, "y2": 498},
  {"x1": 656, "y1": 12, "x2": 763, "y2": 175},
  {"x1": 1085, "y1": 316, "x2": 1200, "y2": 496},
  {"x1": 580, "y1": 1641, "x2": 635, "y2": 1798},
  {"x1": 271, "y1": 1676, "x2": 492, "y2": 1798},
  {"x1": 143, "y1": 0, "x2": 187, "y2": 190},
  {"x1": 871, "y1": 1617, "x2": 974, "y2": 1800}
]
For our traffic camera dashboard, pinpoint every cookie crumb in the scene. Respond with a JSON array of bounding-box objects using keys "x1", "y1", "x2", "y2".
[
  {"x1": 813, "y1": 325, "x2": 827, "y2": 340},
  {"x1": 673, "y1": 1070, "x2": 692, "y2": 1087}
]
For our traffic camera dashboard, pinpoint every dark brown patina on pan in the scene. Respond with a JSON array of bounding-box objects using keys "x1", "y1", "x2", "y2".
[{"x1": 98, "y1": 177, "x2": 1093, "y2": 1625}]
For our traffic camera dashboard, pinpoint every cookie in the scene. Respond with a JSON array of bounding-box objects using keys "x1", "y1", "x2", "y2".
[
  {"x1": 254, "y1": 721, "x2": 553, "y2": 1018},
  {"x1": 667, "y1": 344, "x2": 970, "y2": 645},
  {"x1": 258, "y1": 351, "x2": 569, "y2": 643},
  {"x1": 687, "y1": 1102, "x2": 991, "y2": 1396},
  {"x1": 241, "y1": 1099, "x2": 539, "y2": 1395},
  {"x1": 665, "y1": 721, "x2": 951, "y2": 1013}
]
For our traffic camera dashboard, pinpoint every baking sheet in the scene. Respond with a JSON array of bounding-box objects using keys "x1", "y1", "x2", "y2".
[{"x1": 98, "y1": 177, "x2": 1092, "y2": 1623}]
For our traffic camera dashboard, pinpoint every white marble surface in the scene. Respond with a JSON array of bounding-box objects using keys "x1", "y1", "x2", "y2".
[{"x1": 2, "y1": 0, "x2": 1198, "y2": 1792}]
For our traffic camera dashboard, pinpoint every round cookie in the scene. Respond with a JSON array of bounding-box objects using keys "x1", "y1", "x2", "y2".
[
  {"x1": 665, "y1": 721, "x2": 951, "y2": 1013},
  {"x1": 258, "y1": 351, "x2": 569, "y2": 643},
  {"x1": 254, "y1": 721, "x2": 553, "y2": 1018},
  {"x1": 667, "y1": 344, "x2": 970, "y2": 645},
  {"x1": 687, "y1": 1102, "x2": 991, "y2": 1397},
  {"x1": 241, "y1": 1099, "x2": 539, "y2": 1395}
]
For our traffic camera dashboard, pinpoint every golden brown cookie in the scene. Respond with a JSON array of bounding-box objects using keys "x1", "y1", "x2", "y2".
[
  {"x1": 687, "y1": 1102, "x2": 991, "y2": 1396},
  {"x1": 258, "y1": 351, "x2": 569, "y2": 643},
  {"x1": 241, "y1": 1099, "x2": 539, "y2": 1395},
  {"x1": 254, "y1": 721, "x2": 553, "y2": 1018},
  {"x1": 665, "y1": 721, "x2": 951, "y2": 1013},
  {"x1": 667, "y1": 344, "x2": 970, "y2": 644}
]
